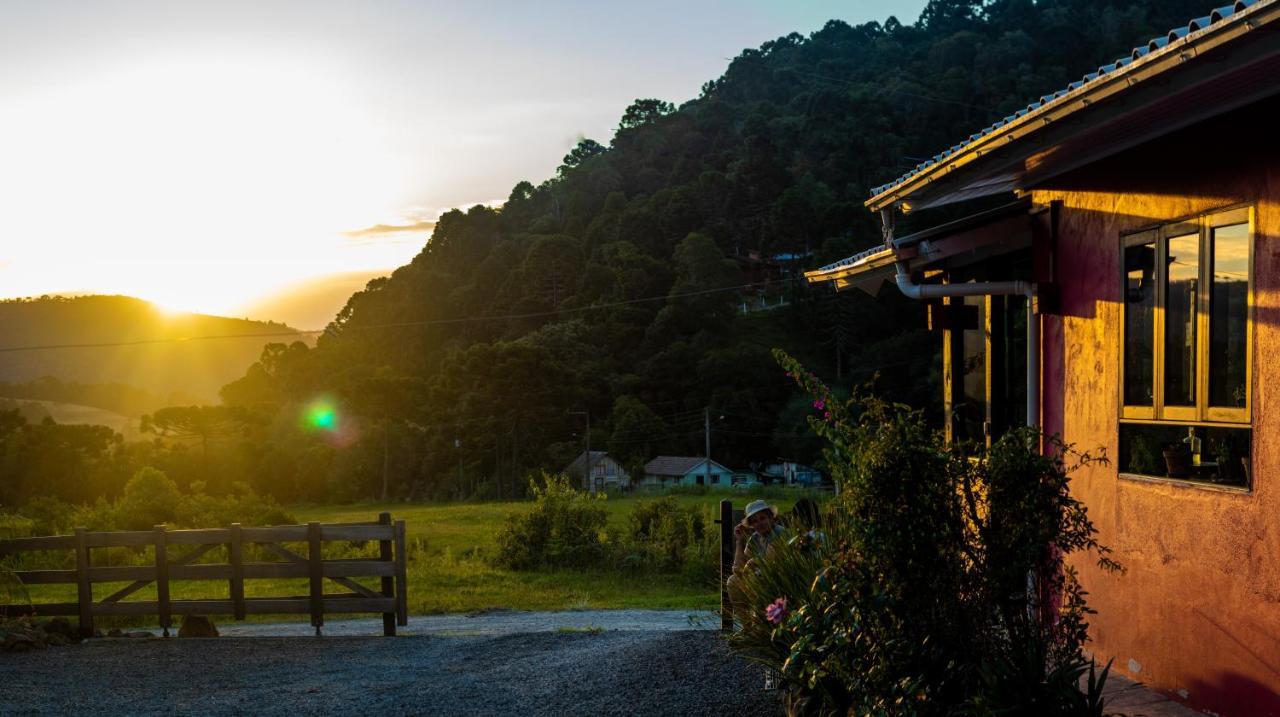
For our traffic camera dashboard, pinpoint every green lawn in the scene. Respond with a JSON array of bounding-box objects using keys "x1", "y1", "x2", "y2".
[{"x1": 292, "y1": 496, "x2": 723, "y2": 613}]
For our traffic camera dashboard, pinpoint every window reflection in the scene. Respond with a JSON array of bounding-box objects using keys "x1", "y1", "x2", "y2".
[
  {"x1": 1123, "y1": 240, "x2": 1156, "y2": 406},
  {"x1": 1164, "y1": 234, "x2": 1198, "y2": 406},
  {"x1": 1210, "y1": 223, "x2": 1248, "y2": 408}
]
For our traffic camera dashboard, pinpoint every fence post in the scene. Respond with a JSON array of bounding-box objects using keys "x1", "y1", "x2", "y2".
[
  {"x1": 308, "y1": 521, "x2": 323, "y2": 636},
  {"x1": 154, "y1": 525, "x2": 171, "y2": 637},
  {"x1": 379, "y1": 513, "x2": 395, "y2": 636},
  {"x1": 230, "y1": 523, "x2": 245, "y2": 621},
  {"x1": 719, "y1": 500, "x2": 733, "y2": 632},
  {"x1": 74, "y1": 527, "x2": 93, "y2": 639},
  {"x1": 394, "y1": 520, "x2": 408, "y2": 627}
]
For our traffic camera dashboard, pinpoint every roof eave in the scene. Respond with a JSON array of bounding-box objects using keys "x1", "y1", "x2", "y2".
[{"x1": 865, "y1": 0, "x2": 1280, "y2": 213}]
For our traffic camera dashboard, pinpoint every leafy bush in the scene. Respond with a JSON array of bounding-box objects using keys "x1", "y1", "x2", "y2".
[
  {"x1": 8, "y1": 468, "x2": 294, "y2": 536},
  {"x1": 727, "y1": 352, "x2": 1122, "y2": 716},
  {"x1": 494, "y1": 472, "x2": 608, "y2": 570},
  {"x1": 613, "y1": 496, "x2": 716, "y2": 581}
]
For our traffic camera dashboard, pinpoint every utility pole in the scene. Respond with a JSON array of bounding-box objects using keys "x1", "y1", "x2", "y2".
[
  {"x1": 569, "y1": 409, "x2": 590, "y2": 492},
  {"x1": 381, "y1": 418, "x2": 390, "y2": 502},
  {"x1": 455, "y1": 422, "x2": 463, "y2": 499},
  {"x1": 704, "y1": 407, "x2": 711, "y2": 487}
]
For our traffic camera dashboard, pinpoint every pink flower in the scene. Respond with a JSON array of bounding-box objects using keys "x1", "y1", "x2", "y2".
[
  {"x1": 812, "y1": 399, "x2": 825, "y2": 410},
  {"x1": 823, "y1": 411, "x2": 831, "y2": 420},
  {"x1": 765, "y1": 597, "x2": 789, "y2": 625}
]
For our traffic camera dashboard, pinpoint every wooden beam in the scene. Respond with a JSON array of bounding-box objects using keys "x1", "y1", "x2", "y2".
[
  {"x1": 74, "y1": 527, "x2": 93, "y2": 638},
  {"x1": 379, "y1": 513, "x2": 395, "y2": 637}
]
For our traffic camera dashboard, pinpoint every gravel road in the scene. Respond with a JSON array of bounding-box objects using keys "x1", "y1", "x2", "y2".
[{"x1": 0, "y1": 611, "x2": 782, "y2": 717}]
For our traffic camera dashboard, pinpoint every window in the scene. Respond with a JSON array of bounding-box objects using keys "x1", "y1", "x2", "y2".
[{"x1": 1119, "y1": 207, "x2": 1252, "y2": 487}]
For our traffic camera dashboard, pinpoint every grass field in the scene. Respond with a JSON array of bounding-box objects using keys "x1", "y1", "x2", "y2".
[{"x1": 12, "y1": 493, "x2": 807, "y2": 623}]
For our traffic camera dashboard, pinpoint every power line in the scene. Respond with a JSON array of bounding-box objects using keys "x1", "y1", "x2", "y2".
[{"x1": 0, "y1": 278, "x2": 799, "y2": 354}]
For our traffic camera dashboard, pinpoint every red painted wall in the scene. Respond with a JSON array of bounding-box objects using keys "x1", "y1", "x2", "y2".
[{"x1": 1033, "y1": 106, "x2": 1280, "y2": 716}]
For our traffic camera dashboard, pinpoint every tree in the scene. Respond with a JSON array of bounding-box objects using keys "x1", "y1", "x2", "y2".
[
  {"x1": 607, "y1": 396, "x2": 666, "y2": 474},
  {"x1": 141, "y1": 405, "x2": 250, "y2": 458},
  {"x1": 618, "y1": 98, "x2": 675, "y2": 131},
  {"x1": 557, "y1": 138, "x2": 606, "y2": 176}
]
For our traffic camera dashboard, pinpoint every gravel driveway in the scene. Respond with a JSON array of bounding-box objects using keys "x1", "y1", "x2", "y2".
[{"x1": 0, "y1": 611, "x2": 782, "y2": 716}]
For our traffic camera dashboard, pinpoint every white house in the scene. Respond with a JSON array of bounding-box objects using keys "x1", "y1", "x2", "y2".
[
  {"x1": 641, "y1": 456, "x2": 735, "y2": 490},
  {"x1": 563, "y1": 451, "x2": 629, "y2": 493},
  {"x1": 762, "y1": 461, "x2": 824, "y2": 487}
]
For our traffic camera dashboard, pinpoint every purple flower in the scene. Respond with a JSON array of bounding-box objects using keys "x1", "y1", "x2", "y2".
[
  {"x1": 812, "y1": 399, "x2": 825, "y2": 410},
  {"x1": 765, "y1": 597, "x2": 789, "y2": 625},
  {"x1": 823, "y1": 411, "x2": 831, "y2": 421}
]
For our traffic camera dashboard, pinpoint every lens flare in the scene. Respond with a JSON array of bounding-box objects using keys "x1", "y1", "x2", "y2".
[{"x1": 306, "y1": 402, "x2": 338, "y2": 431}]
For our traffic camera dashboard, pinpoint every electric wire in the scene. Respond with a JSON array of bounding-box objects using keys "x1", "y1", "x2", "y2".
[{"x1": 0, "y1": 278, "x2": 800, "y2": 354}]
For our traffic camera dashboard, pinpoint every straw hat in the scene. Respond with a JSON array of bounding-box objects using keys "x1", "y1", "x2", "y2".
[{"x1": 740, "y1": 499, "x2": 778, "y2": 526}]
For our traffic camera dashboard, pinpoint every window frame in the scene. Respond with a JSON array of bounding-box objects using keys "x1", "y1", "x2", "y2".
[{"x1": 1119, "y1": 205, "x2": 1254, "y2": 426}]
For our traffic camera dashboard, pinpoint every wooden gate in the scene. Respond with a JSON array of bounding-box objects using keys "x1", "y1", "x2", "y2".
[{"x1": 0, "y1": 512, "x2": 408, "y2": 637}]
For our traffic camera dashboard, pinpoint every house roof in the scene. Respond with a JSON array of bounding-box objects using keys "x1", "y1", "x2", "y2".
[
  {"x1": 867, "y1": 0, "x2": 1280, "y2": 212},
  {"x1": 643, "y1": 456, "x2": 731, "y2": 476},
  {"x1": 807, "y1": 198, "x2": 1034, "y2": 290},
  {"x1": 563, "y1": 451, "x2": 609, "y2": 475}
]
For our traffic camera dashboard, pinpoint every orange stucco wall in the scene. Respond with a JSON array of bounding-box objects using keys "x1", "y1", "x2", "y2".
[{"x1": 1032, "y1": 120, "x2": 1280, "y2": 715}]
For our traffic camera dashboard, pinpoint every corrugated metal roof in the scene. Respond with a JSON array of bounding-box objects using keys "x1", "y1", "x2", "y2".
[
  {"x1": 644, "y1": 456, "x2": 728, "y2": 476},
  {"x1": 564, "y1": 450, "x2": 609, "y2": 475},
  {"x1": 868, "y1": 0, "x2": 1271, "y2": 200}
]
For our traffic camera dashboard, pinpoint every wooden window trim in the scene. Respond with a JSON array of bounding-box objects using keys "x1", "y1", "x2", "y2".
[{"x1": 1119, "y1": 205, "x2": 1254, "y2": 428}]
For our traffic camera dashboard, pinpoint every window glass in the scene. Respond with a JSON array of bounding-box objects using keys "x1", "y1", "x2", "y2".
[
  {"x1": 1123, "y1": 240, "x2": 1156, "y2": 406},
  {"x1": 1119, "y1": 422, "x2": 1250, "y2": 488},
  {"x1": 1164, "y1": 233, "x2": 1199, "y2": 406},
  {"x1": 1210, "y1": 223, "x2": 1249, "y2": 408}
]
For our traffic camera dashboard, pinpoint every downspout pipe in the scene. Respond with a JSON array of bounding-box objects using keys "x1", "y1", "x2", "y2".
[{"x1": 888, "y1": 256, "x2": 1040, "y2": 429}]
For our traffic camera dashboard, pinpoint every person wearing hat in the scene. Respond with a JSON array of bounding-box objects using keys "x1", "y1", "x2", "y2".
[{"x1": 725, "y1": 499, "x2": 787, "y2": 627}]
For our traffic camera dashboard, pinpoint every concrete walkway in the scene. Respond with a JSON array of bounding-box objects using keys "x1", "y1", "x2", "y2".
[
  {"x1": 1101, "y1": 673, "x2": 1201, "y2": 716},
  {"x1": 188, "y1": 608, "x2": 719, "y2": 637}
]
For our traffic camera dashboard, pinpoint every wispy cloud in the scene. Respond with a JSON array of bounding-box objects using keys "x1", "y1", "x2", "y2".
[{"x1": 341, "y1": 220, "x2": 436, "y2": 239}]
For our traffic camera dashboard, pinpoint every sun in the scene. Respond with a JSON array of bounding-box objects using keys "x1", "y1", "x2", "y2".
[{"x1": 0, "y1": 52, "x2": 415, "y2": 316}]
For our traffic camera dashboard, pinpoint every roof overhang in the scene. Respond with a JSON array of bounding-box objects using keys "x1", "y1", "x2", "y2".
[
  {"x1": 807, "y1": 200, "x2": 1034, "y2": 292},
  {"x1": 867, "y1": 0, "x2": 1280, "y2": 212}
]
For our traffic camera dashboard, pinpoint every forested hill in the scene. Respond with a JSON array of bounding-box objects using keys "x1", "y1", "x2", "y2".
[
  {"x1": 220, "y1": 0, "x2": 1210, "y2": 501},
  {"x1": 0, "y1": 295, "x2": 299, "y2": 401}
]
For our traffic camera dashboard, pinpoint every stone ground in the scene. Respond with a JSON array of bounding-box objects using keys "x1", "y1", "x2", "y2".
[{"x1": 0, "y1": 609, "x2": 1202, "y2": 716}]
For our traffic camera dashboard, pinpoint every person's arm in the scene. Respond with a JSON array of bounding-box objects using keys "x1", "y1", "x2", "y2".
[{"x1": 732, "y1": 525, "x2": 751, "y2": 573}]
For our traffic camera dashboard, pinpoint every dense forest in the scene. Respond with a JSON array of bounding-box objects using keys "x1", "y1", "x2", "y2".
[{"x1": 0, "y1": 0, "x2": 1213, "y2": 506}]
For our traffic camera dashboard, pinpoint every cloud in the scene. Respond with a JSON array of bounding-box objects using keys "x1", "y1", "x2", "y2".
[{"x1": 341, "y1": 220, "x2": 436, "y2": 239}]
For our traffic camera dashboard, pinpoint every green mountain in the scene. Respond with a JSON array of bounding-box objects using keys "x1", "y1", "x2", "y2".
[
  {"x1": 0, "y1": 295, "x2": 301, "y2": 402},
  {"x1": 215, "y1": 0, "x2": 1210, "y2": 501}
]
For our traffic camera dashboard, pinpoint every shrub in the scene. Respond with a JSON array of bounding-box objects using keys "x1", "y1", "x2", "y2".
[
  {"x1": 115, "y1": 467, "x2": 182, "y2": 529},
  {"x1": 727, "y1": 351, "x2": 1122, "y2": 715},
  {"x1": 494, "y1": 472, "x2": 608, "y2": 570},
  {"x1": 614, "y1": 496, "x2": 716, "y2": 580}
]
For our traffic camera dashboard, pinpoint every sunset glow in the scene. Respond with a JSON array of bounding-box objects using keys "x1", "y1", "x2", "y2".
[{"x1": 0, "y1": 52, "x2": 418, "y2": 317}]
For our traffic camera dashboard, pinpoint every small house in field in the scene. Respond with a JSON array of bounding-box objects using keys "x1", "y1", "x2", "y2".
[
  {"x1": 762, "y1": 461, "x2": 823, "y2": 487},
  {"x1": 563, "y1": 451, "x2": 629, "y2": 493},
  {"x1": 807, "y1": 3, "x2": 1280, "y2": 714},
  {"x1": 641, "y1": 456, "x2": 734, "y2": 489}
]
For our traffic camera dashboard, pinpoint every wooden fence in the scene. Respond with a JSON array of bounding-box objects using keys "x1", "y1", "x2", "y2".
[
  {"x1": 716, "y1": 500, "x2": 743, "y2": 632},
  {"x1": 0, "y1": 513, "x2": 408, "y2": 637}
]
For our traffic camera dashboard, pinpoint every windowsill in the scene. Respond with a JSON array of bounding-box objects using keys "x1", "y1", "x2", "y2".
[{"x1": 1118, "y1": 472, "x2": 1252, "y2": 495}]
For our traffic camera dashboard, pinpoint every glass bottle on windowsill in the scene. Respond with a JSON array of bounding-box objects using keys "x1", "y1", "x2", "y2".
[{"x1": 1183, "y1": 426, "x2": 1202, "y2": 467}]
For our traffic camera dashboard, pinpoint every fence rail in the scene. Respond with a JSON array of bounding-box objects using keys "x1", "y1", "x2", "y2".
[{"x1": 0, "y1": 512, "x2": 409, "y2": 637}]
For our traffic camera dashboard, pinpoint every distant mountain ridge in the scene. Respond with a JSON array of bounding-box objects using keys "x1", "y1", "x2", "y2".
[{"x1": 0, "y1": 295, "x2": 303, "y2": 400}]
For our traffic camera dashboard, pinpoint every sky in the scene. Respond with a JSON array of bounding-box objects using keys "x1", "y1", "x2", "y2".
[{"x1": 0, "y1": 0, "x2": 925, "y2": 326}]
